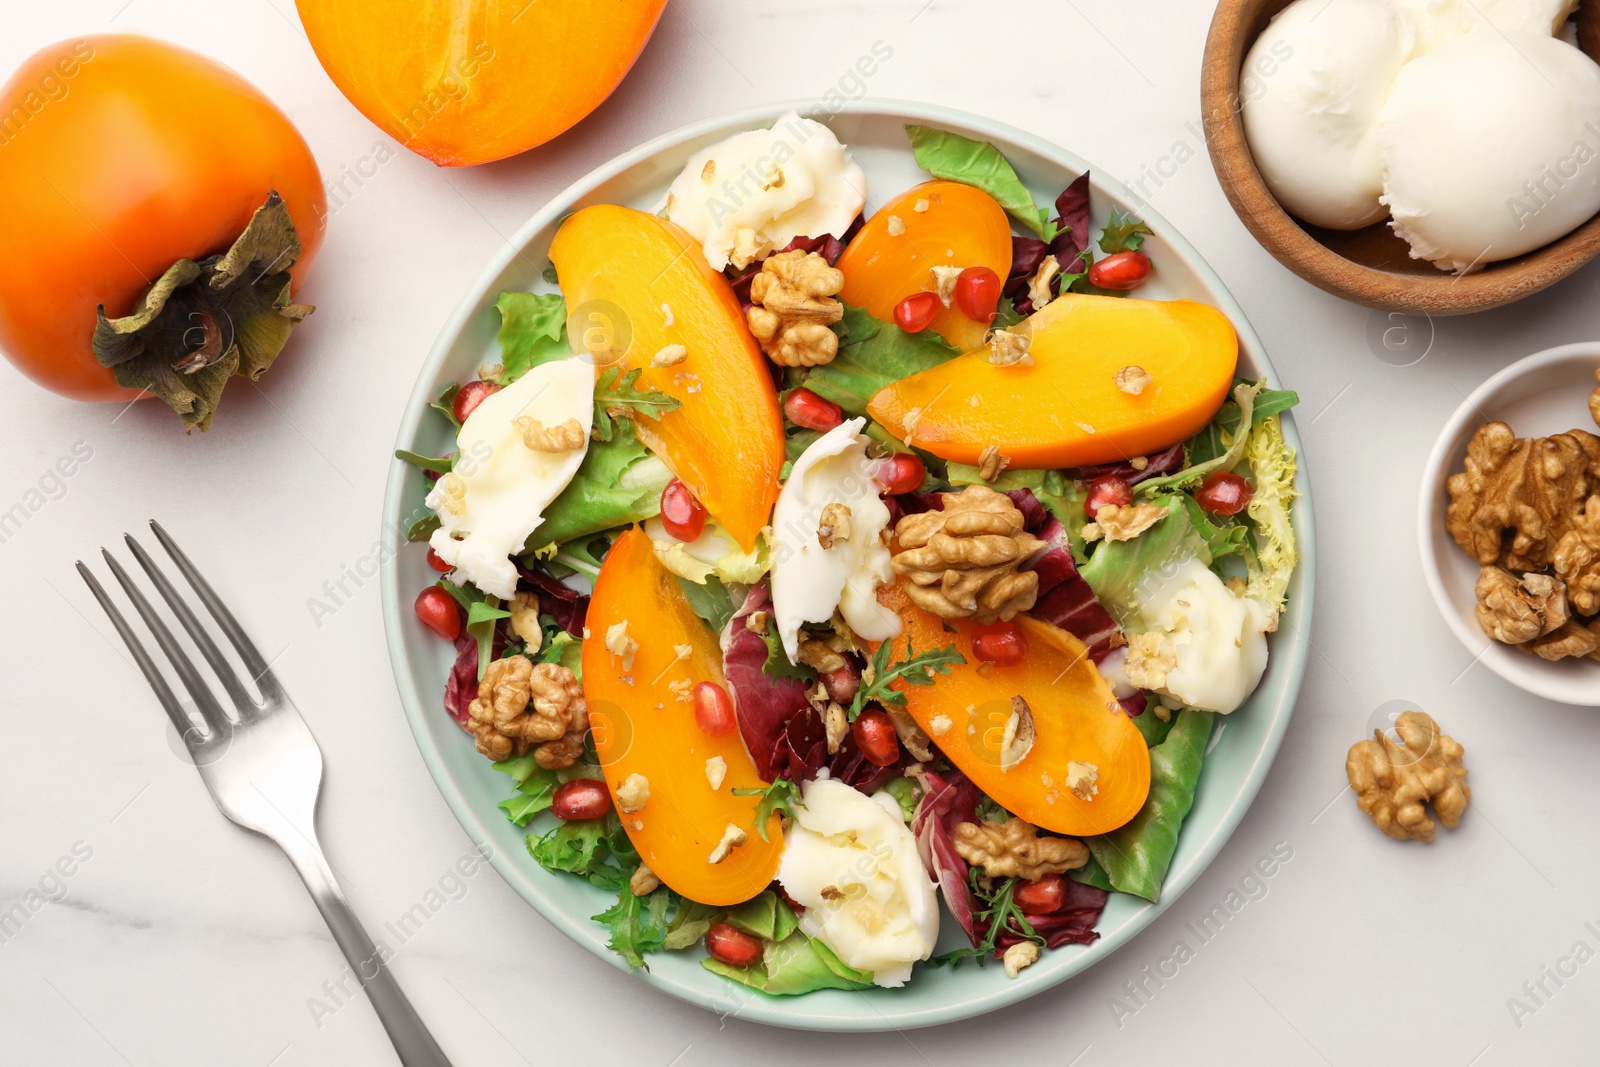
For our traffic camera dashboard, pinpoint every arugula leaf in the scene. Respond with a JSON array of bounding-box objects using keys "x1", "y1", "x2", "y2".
[
  {"x1": 1098, "y1": 208, "x2": 1153, "y2": 254},
  {"x1": 761, "y1": 627, "x2": 816, "y2": 684},
  {"x1": 849, "y1": 637, "x2": 965, "y2": 720},
  {"x1": 497, "y1": 765, "x2": 561, "y2": 825},
  {"x1": 932, "y1": 870, "x2": 1043, "y2": 969},
  {"x1": 906, "y1": 124, "x2": 1056, "y2": 240},
  {"x1": 593, "y1": 366, "x2": 681, "y2": 442},
  {"x1": 436, "y1": 578, "x2": 506, "y2": 678},
  {"x1": 802, "y1": 304, "x2": 961, "y2": 416},
  {"x1": 495, "y1": 291, "x2": 569, "y2": 382},
  {"x1": 430, "y1": 382, "x2": 462, "y2": 429},
  {"x1": 1137, "y1": 382, "x2": 1262, "y2": 498},
  {"x1": 394, "y1": 449, "x2": 452, "y2": 475},
  {"x1": 407, "y1": 514, "x2": 441, "y2": 542},
  {"x1": 1179, "y1": 495, "x2": 1250, "y2": 562},
  {"x1": 538, "y1": 629, "x2": 584, "y2": 680},
  {"x1": 679, "y1": 576, "x2": 736, "y2": 633},
  {"x1": 527, "y1": 418, "x2": 671, "y2": 548},
  {"x1": 732, "y1": 779, "x2": 801, "y2": 841}
]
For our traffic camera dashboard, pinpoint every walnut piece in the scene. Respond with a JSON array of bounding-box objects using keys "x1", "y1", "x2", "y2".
[
  {"x1": 999, "y1": 696, "x2": 1035, "y2": 771},
  {"x1": 977, "y1": 445, "x2": 1009, "y2": 483},
  {"x1": 1554, "y1": 495, "x2": 1600, "y2": 616},
  {"x1": 891, "y1": 485, "x2": 1045, "y2": 623},
  {"x1": 708, "y1": 823, "x2": 748, "y2": 864},
  {"x1": 616, "y1": 773, "x2": 650, "y2": 813},
  {"x1": 1474, "y1": 566, "x2": 1568, "y2": 644},
  {"x1": 1591, "y1": 367, "x2": 1600, "y2": 428},
  {"x1": 1523, "y1": 621, "x2": 1600, "y2": 661},
  {"x1": 1085, "y1": 502, "x2": 1166, "y2": 543},
  {"x1": 796, "y1": 635, "x2": 846, "y2": 673},
  {"x1": 1446, "y1": 421, "x2": 1600, "y2": 571},
  {"x1": 1124, "y1": 630, "x2": 1175, "y2": 691},
  {"x1": 629, "y1": 865, "x2": 660, "y2": 896},
  {"x1": 466, "y1": 657, "x2": 588, "y2": 768},
  {"x1": 987, "y1": 329, "x2": 1032, "y2": 367},
  {"x1": 1346, "y1": 711, "x2": 1469, "y2": 843},
  {"x1": 930, "y1": 265, "x2": 963, "y2": 307},
  {"x1": 1003, "y1": 941, "x2": 1040, "y2": 979},
  {"x1": 1114, "y1": 365, "x2": 1152, "y2": 395},
  {"x1": 889, "y1": 708, "x2": 934, "y2": 762},
  {"x1": 1028, "y1": 255, "x2": 1060, "y2": 310},
  {"x1": 516, "y1": 416, "x2": 586, "y2": 453},
  {"x1": 508, "y1": 590, "x2": 543, "y2": 649},
  {"x1": 817, "y1": 502, "x2": 852, "y2": 550},
  {"x1": 746, "y1": 250, "x2": 845, "y2": 367},
  {"x1": 824, "y1": 702, "x2": 849, "y2": 755},
  {"x1": 953, "y1": 817, "x2": 1088, "y2": 879}
]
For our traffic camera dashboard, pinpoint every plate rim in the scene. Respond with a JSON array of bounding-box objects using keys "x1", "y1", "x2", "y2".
[
  {"x1": 1416, "y1": 341, "x2": 1600, "y2": 706},
  {"x1": 378, "y1": 97, "x2": 1318, "y2": 1030}
]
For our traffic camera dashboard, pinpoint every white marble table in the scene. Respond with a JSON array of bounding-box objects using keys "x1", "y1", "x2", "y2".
[{"x1": 5, "y1": 1, "x2": 1599, "y2": 1063}]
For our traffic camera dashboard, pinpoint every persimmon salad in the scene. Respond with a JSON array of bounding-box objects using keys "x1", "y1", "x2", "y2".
[{"x1": 397, "y1": 116, "x2": 1300, "y2": 992}]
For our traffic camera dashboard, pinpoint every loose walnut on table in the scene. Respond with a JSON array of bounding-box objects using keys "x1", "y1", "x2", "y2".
[{"x1": 1346, "y1": 711, "x2": 1469, "y2": 843}]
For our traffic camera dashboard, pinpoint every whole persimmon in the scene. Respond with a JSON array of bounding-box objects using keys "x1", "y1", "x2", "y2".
[{"x1": 0, "y1": 35, "x2": 325, "y2": 429}]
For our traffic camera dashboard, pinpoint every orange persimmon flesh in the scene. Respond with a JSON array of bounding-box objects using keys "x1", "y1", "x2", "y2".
[
  {"x1": 866, "y1": 292, "x2": 1237, "y2": 468},
  {"x1": 550, "y1": 205, "x2": 784, "y2": 551},
  {"x1": 295, "y1": 0, "x2": 666, "y2": 166},
  {"x1": 584, "y1": 528, "x2": 781, "y2": 906},
  {"x1": 836, "y1": 180, "x2": 1013, "y2": 353},
  {"x1": 874, "y1": 583, "x2": 1150, "y2": 837}
]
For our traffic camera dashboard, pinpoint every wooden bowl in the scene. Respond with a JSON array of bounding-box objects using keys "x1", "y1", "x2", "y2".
[{"x1": 1201, "y1": 0, "x2": 1600, "y2": 315}]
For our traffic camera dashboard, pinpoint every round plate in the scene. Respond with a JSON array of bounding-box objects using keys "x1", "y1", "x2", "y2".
[
  {"x1": 1419, "y1": 343, "x2": 1600, "y2": 706},
  {"x1": 380, "y1": 100, "x2": 1316, "y2": 1030}
]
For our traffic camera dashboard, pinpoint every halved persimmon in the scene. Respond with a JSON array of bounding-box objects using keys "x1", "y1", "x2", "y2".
[
  {"x1": 836, "y1": 180, "x2": 1013, "y2": 352},
  {"x1": 296, "y1": 0, "x2": 667, "y2": 166},
  {"x1": 874, "y1": 582, "x2": 1151, "y2": 837},
  {"x1": 584, "y1": 528, "x2": 781, "y2": 906},
  {"x1": 550, "y1": 205, "x2": 783, "y2": 551}
]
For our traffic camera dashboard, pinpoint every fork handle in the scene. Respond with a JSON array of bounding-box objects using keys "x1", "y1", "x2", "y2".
[{"x1": 280, "y1": 836, "x2": 454, "y2": 1067}]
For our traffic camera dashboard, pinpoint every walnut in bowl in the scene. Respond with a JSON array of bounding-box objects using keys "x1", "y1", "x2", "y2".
[{"x1": 1420, "y1": 345, "x2": 1600, "y2": 705}]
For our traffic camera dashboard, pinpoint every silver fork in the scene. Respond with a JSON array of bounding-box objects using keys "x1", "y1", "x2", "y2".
[{"x1": 78, "y1": 521, "x2": 453, "y2": 1067}]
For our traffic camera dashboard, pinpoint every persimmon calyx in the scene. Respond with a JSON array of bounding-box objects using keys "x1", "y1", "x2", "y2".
[{"x1": 91, "y1": 192, "x2": 314, "y2": 432}]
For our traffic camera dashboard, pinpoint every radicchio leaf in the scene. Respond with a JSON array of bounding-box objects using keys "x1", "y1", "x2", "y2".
[
  {"x1": 911, "y1": 768, "x2": 983, "y2": 947},
  {"x1": 1028, "y1": 514, "x2": 1125, "y2": 663},
  {"x1": 994, "y1": 879, "x2": 1108, "y2": 952},
  {"x1": 1005, "y1": 174, "x2": 1094, "y2": 315},
  {"x1": 443, "y1": 631, "x2": 478, "y2": 729},
  {"x1": 516, "y1": 564, "x2": 589, "y2": 636},
  {"x1": 1079, "y1": 442, "x2": 1185, "y2": 487},
  {"x1": 723, "y1": 584, "x2": 812, "y2": 781}
]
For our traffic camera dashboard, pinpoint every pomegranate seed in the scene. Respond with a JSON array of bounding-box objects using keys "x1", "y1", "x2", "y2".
[
  {"x1": 413, "y1": 587, "x2": 461, "y2": 641},
  {"x1": 783, "y1": 388, "x2": 843, "y2": 432},
  {"x1": 425, "y1": 547, "x2": 452, "y2": 573},
  {"x1": 893, "y1": 291, "x2": 942, "y2": 333},
  {"x1": 659, "y1": 479, "x2": 708, "y2": 542},
  {"x1": 1015, "y1": 873, "x2": 1068, "y2": 915},
  {"x1": 705, "y1": 923, "x2": 764, "y2": 966},
  {"x1": 821, "y1": 663, "x2": 861, "y2": 704},
  {"x1": 873, "y1": 453, "x2": 926, "y2": 496},
  {"x1": 954, "y1": 266, "x2": 1002, "y2": 323},
  {"x1": 972, "y1": 621, "x2": 1028, "y2": 667},
  {"x1": 852, "y1": 708, "x2": 901, "y2": 767},
  {"x1": 452, "y1": 380, "x2": 501, "y2": 423},
  {"x1": 1084, "y1": 474, "x2": 1133, "y2": 518},
  {"x1": 1089, "y1": 251, "x2": 1152, "y2": 292},
  {"x1": 1196, "y1": 471, "x2": 1254, "y2": 516},
  {"x1": 551, "y1": 779, "x2": 612, "y2": 821},
  {"x1": 694, "y1": 681, "x2": 737, "y2": 737}
]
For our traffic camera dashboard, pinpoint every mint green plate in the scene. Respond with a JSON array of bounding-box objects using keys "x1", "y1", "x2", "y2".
[{"x1": 380, "y1": 100, "x2": 1315, "y2": 1030}]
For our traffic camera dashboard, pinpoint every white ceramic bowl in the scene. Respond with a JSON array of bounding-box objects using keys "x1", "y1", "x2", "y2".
[
  {"x1": 1419, "y1": 343, "x2": 1600, "y2": 706},
  {"x1": 380, "y1": 99, "x2": 1316, "y2": 1029}
]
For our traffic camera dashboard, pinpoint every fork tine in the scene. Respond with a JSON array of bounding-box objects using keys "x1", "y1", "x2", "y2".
[
  {"x1": 101, "y1": 548, "x2": 233, "y2": 736},
  {"x1": 77, "y1": 561, "x2": 199, "y2": 740},
  {"x1": 148, "y1": 520, "x2": 284, "y2": 701},
  {"x1": 124, "y1": 533, "x2": 260, "y2": 715}
]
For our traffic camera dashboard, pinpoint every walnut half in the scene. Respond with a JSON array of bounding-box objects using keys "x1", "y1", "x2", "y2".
[
  {"x1": 746, "y1": 250, "x2": 845, "y2": 367},
  {"x1": 953, "y1": 817, "x2": 1087, "y2": 880},
  {"x1": 1346, "y1": 711, "x2": 1469, "y2": 843},
  {"x1": 466, "y1": 656, "x2": 588, "y2": 768},
  {"x1": 1446, "y1": 421, "x2": 1600, "y2": 571},
  {"x1": 891, "y1": 485, "x2": 1044, "y2": 623},
  {"x1": 1474, "y1": 566, "x2": 1568, "y2": 644}
]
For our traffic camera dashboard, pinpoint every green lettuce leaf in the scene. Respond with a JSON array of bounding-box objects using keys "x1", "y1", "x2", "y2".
[
  {"x1": 1243, "y1": 414, "x2": 1299, "y2": 619},
  {"x1": 905, "y1": 124, "x2": 1055, "y2": 240},
  {"x1": 1079, "y1": 497, "x2": 1210, "y2": 627},
  {"x1": 1086, "y1": 708, "x2": 1212, "y2": 902},
  {"x1": 802, "y1": 305, "x2": 961, "y2": 416},
  {"x1": 1069, "y1": 853, "x2": 1115, "y2": 892},
  {"x1": 1098, "y1": 208, "x2": 1153, "y2": 254},
  {"x1": 1137, "y1": 382, "x2": 1260, "y2": 498},
  {"x1": 495, "y1": 291, "x2": 569, "y2": 381},
  {"x1": 529, "y1": 818, "x2": 611, "y2": 875},
  {"x1": 679, "y1": 576, "x2": 736, "y2": 633},
  {"x1": 497, "y1": 765, "x2": 561, "y2": 825},
  {"x1": 528, "y1": 419, "x2": 671, "y2": 549},
  {"x1": 702, "y1": 930, "x2": 874, "y2": 995},
  {"x1": 592, "y1": 883, "x2": 673, "y2": 969},
  {"x1": 1186, "y1": 382, "x2": 1299, "y2": 466},
  {"x1": 723, "y1": 890, "x2": 800, "y2": 943},
  {"x1": 394, "y1": 449, "x2": 452, "y2": 474}
]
